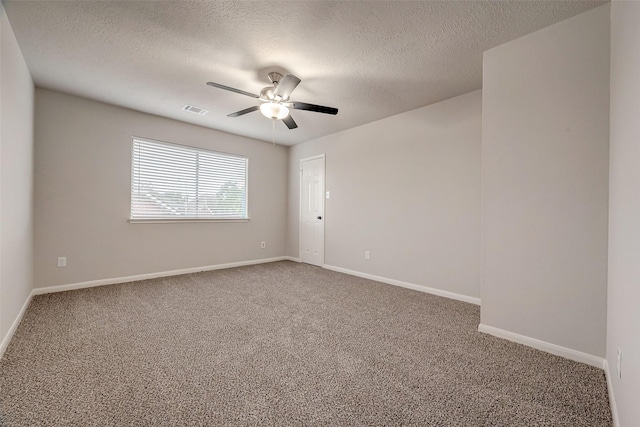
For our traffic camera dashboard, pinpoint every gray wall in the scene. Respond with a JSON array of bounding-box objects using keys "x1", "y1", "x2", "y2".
[
  {"x1": 288, "y1": 91, "x2": 482, "y2": 300},
  {"x1": 0, "y1": 4, "x2": 34, "y2": 344},
  {"x1": 608, "y1": 1, "x2": 640, "y2": 424},
  {"x1": 481, "y1": 5, "x2": 610, "y2": 358},
  {"x1": 34, "y1": 89, "x2": 288, "y2": 288}
]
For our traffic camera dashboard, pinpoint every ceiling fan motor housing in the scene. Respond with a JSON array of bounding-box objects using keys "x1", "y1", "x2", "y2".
[{"x1": 267, "y1": 72, "x2": 283, "y2": 85}]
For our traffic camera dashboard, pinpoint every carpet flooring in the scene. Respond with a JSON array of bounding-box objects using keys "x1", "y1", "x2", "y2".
[{"x1": 0, "y1": 261, "x2": 612, "y2": 426}]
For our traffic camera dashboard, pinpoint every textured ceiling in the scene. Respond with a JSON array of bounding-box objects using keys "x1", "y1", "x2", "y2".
[{"x1": 3, "y1": 0, "x2": 606, "y2": 146}]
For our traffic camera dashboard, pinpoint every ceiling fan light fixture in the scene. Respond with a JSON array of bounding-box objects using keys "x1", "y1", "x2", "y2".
[{"x1": 260, "y1": 102, "x2": 289, "y2": 120}]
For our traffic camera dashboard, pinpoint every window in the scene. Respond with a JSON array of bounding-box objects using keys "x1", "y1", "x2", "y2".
[{"x1": 131, "y1": 137, "x2": 248, "y2": 221}]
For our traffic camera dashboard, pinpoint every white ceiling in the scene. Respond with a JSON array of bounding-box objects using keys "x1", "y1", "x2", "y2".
[{"x1": 3, "y1": 0, "x2": 605, "y2": 146}]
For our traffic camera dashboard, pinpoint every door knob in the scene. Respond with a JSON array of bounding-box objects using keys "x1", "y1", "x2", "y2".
[{"x1": 317, "y1": 216, "x2": 322, "y2": 220}]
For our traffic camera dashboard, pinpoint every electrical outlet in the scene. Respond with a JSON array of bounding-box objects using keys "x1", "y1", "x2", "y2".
[
  {"x1": 261, "y1": 241, "x2": 266, "y2": 249},
  {"x1": 617, "y1": 348, "x2": 622, "y2": 378},
  {"x1": 57, "y1": 257, "x2": 67, "y2": 268},
  {"x1": 364, "y1": 250, "x2": 370, "y2": 260}
]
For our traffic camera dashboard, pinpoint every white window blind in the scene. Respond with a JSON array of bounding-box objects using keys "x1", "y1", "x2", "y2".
[{"x1": 131, "y1": 137, "x2": 248, "y2": 220}]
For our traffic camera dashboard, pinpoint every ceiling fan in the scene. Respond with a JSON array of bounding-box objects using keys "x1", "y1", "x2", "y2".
[{"x1": 206, "y1": 72, "x2": 338, "y2": 129}]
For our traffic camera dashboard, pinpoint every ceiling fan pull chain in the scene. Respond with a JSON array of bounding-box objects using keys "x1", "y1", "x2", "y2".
[{"x1": 272, "y1": 119, "x2": 276, "y2": 146}]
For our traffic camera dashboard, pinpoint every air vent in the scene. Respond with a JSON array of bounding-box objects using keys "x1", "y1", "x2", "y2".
[{"x1": 182, "y1": 104, "x2": 208, "y2": 116}]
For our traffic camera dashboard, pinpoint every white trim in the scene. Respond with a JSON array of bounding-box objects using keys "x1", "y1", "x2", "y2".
[
  {"x1": 0, "y1": 290, "x2": 34, "y2": 359},
  {"x1": 283, "y1": 256, "x2": 301, "y2": 262},
  {"x1": 299, "y1": 154, "x2": 326, "y2": 163},
  {"x1": 32, "y1": 256, "x2": 289, "y2": 296},
  {"x1": 477, "y1": 323, "x2": 605, "y2": 369},
  {"x1": 604, "y1": 360, "x2": 620, "y2": 427},
  {"x1": 128, "y1": 218, "x2": 250, "y2": 224},
  {"x1": 323, "y1": 264, "x2": 481, "y2": 305}
]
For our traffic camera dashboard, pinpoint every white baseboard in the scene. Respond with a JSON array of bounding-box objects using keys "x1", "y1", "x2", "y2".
[
  {"x1": 603, "y1": 360, "x2": 620, "y2": 427},
  {"x1": 477, "y1": 323, "x2": 605, "y2": 369},
  {"x1": 283, "y1": 256, "x2": 301, "y2": 262},
  {"x1": 323, "y1": 264, "x2": 481, "y2": 305},
  {"x1": 33, "y1": 256, "x2": 290, "y2": 296},
  {"x1": 0, "y1": 290, "x2": 34, "y2": 359},
  {"x1": 3, "y1": 257, "x2": 292, "y2": 358}
]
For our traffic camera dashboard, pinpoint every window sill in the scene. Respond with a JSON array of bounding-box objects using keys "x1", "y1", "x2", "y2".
[{"x1": 128, "y1": 218, "x2": 250, "y2": 224}]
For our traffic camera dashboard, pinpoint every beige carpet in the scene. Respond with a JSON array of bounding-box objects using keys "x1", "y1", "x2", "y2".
[{"x1": 0, "y1": 261, "x2": 611, "y2": 426}]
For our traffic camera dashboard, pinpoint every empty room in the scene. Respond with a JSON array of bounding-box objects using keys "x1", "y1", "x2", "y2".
[{"x1": 0, "y1": 0, "x2": 637, "y2": 425}]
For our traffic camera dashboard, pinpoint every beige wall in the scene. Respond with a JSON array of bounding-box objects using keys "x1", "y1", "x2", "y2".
[
  {"x1": 608, "y1": 1, "x2": 640, "y2": 424},
  {"x1": 288, "y1": 91, "x2": 482, "y2": 300},
  {"x1": 481, "y1": 5, "x2": 610, "y2": 358},
  {"x1": 0, "y1": 4, "x2": 34, "y2": 344},
  {"x1": 34, "y1": 89, "x2": 287, "y2": 288}
]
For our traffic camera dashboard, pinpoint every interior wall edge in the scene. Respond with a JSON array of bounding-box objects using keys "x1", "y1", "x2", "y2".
[
  {"x1": 0, "y1": 0, "x2": 36, "y2": 349},
  {"x1": 478, "y1": 324, "x2": 605, "y2": 369}
]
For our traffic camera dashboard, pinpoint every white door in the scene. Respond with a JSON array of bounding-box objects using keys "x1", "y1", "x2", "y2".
[{"x1": 300, "y1": 156, "x2": 325, "y2": 266}]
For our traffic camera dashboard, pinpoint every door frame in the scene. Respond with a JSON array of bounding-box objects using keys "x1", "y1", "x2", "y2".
[{"x1": 299, "y1": 154, "x2": 326, "y2": 265}]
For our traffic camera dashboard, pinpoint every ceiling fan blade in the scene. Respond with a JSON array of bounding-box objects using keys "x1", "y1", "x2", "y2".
[
  {"x1": 227, "y1": 105, "x2": 260, "y2": 117},
  {"x1": 288, "y1": 102, "x2": 338, "y2": 115},
  {"x1": 282, "y1": 114, "x2": 298, "y2": 129},
  {"x1": 273, "y1": 74, "x2": 301, "y2": 100},
  {"x1": 207, "y1": 82, "x2": 259, "y2": 98}
]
